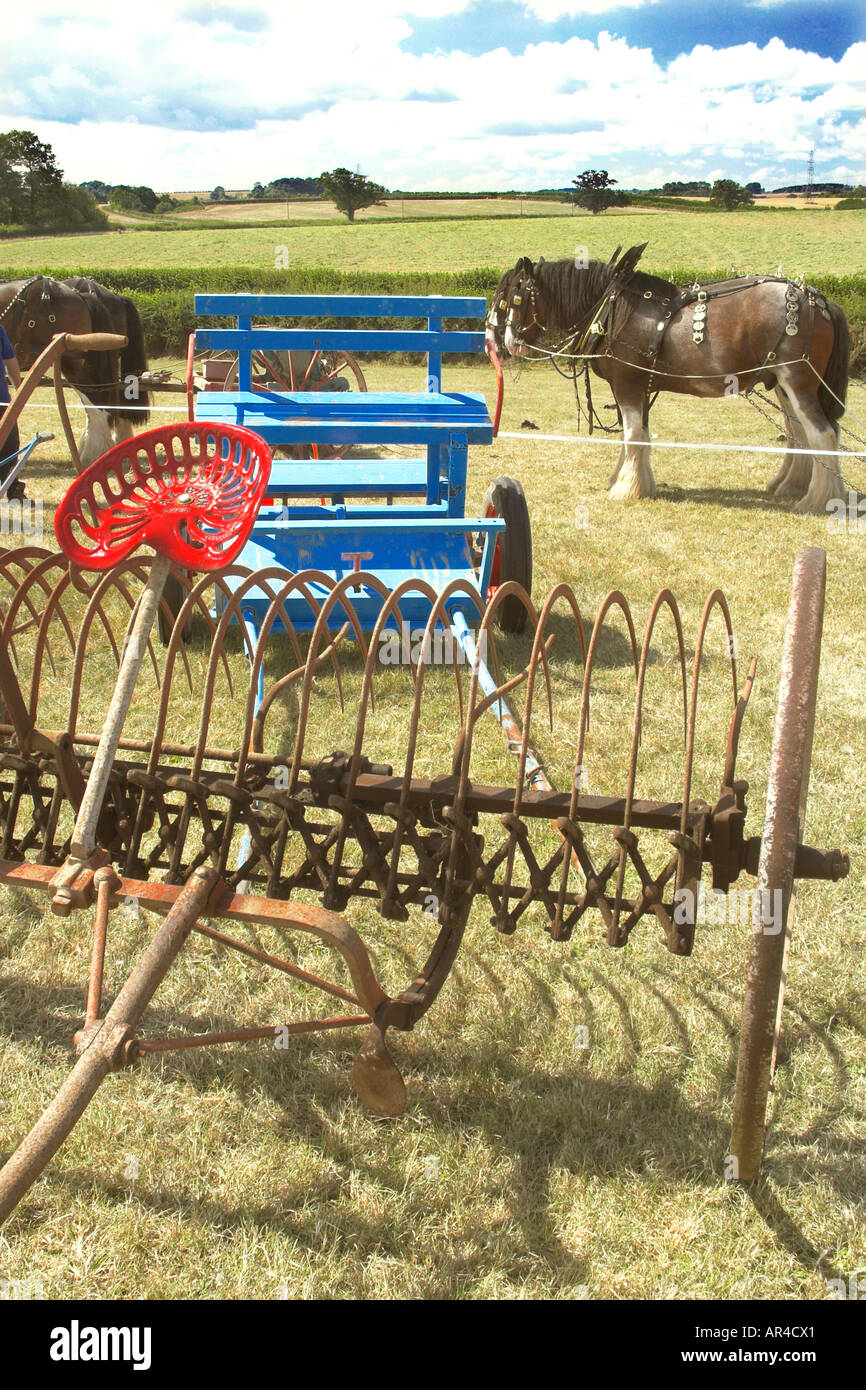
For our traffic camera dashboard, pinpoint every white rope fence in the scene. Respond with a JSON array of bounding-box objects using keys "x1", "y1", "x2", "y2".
[
  {"x1": 497, "y1": 431, "x2": 865, "y2": 458},
  {"x1": 16, "y1": 402, "x2": 866, "y2": 459}
]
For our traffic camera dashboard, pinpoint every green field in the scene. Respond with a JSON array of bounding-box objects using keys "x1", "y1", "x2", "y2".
[
  {"x1": 4, "y1": 208, "x2": 863, "y2": 277},
  {"x1": 1, "y1": 355, "x2": 864, "y2": 1299}
]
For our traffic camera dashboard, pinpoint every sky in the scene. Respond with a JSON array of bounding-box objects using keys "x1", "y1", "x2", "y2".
[{"x1": 1, "y1": 0, "x2": 864, "y2": 193}]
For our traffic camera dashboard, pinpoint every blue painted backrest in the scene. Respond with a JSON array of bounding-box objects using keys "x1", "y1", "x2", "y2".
[{"x1": 194, "y1": 294, "x2": 489, "y2": 393}]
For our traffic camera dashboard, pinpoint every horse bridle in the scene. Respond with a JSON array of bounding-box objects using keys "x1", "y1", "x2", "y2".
[
  {"x1": 488, "y1": 273, "x2": 546, "y2": 350},
  {"x1": 0, "y1": 277, "x2": 56, "y2": 360}
]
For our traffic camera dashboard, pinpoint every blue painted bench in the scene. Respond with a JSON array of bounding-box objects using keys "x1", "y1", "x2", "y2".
[
  {"x1": 192, "y1": 293, "x2": 502, "y2": 629},
  {"x1": 194, "y1": 294, "x2": 492, "y2": 510}
]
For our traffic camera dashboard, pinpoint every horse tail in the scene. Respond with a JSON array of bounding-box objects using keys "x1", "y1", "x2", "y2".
[
  {"x1": 75, "y1": 289, "x2": 121, "y2": 415},
  {"x1": 117, "y1": 294, "x2": 151, "y2": 426},
  {"x1": 818, "y1": 300, "x2": 850, "y2": 425}
]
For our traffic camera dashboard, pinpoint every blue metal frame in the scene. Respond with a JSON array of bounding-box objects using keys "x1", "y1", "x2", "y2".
[{"x1": 194, "y1": 294, "x2": 501, "y2": 633}]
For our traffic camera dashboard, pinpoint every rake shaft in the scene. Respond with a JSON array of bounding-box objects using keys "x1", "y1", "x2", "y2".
[{"x1": 70, "y1": 552, "x2": 172, "y2": 859}]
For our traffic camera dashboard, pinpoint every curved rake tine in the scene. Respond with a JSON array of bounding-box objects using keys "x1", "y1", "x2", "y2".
[
  {"x1": 609, "y1": 590, "x2": 688, "y2": 946},
  {"x1": 241, "y1": 568, "x2": 362, "y2": 767},
  {"x1": 251, "y1": 623, "x2": 352, "y2": 756},
  {"x1": 375, "y1": 578, "x2": 489, "y2": 916},
  {"x1": 680, "y1": 589, "x2": 738, "y2": 840},
  {"x1": 287, "y1": 571, "x2": 392, "y2": 796},
  {"x1": 723, "y1": 656, "x2": 758, "y2": 789}
]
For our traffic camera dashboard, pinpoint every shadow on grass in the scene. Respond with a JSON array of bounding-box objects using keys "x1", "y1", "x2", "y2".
[
  {"x1": 0, "y1": 955, "x2": 858, "y2": 1292},
  {"x1": 655, "y1": 482, "x2": 799, "y2": 513}
]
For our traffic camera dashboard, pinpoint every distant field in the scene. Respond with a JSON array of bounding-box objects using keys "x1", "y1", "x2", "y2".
[
  {"x1": 162, "y1": 197, "x2": 577, "y2": 223},
  {"x1": 3, "y1": 209, "x2": 862, "y2": 277}
]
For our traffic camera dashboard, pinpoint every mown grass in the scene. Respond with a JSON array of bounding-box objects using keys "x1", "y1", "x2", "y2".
[
  {"x1": 3, "y1": 208, "x2": 864, "y2": 276},
  {"x1": 0, "y1": 356, "x2": 864, "y2": 1299}
]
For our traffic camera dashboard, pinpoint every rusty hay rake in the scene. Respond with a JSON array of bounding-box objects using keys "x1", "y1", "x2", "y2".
[{"x1": 0, "y1": 540, "x2": 849, "y2": 1221}]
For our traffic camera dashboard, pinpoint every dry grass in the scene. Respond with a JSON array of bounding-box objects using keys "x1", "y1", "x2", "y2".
[
  {"x1": 0, "y1": 358, "x2": 864, "y2": 1300},
  {"x1": 164, "y1": 198, "x2": 578, "y2": 223}
]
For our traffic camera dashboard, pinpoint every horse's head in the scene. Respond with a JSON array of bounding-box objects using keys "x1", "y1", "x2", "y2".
[
  {"x1": 486, "y1": 257, "x2": 547, "y2": 359},
  {"x1": 0, "y1": 278, "x2": 90, "y2": 369}
]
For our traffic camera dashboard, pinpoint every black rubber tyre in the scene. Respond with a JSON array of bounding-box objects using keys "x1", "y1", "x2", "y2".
[
  {"x1": 157, "y1": 567, "x2": 194, "y2": 646},
  {"x1": 480, "y1": 475, "x2": 532, "y2": 633}
]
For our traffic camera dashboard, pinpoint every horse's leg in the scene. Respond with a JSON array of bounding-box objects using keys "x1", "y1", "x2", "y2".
[
  {"x1": 776, "y1": 373, "x2": 846, "y2": 514},
  {"x1": 75, "y1": 393, "x2": 113, "y2": 470},
  {"x1": 766, "y1": 386, "x2": 812, "y2": 498},
  {"x1": 608, "y1": 441, "x2": 626, "y2": 489},
  {"x1": 112, "y1": 416, "x2": 135, "y2": 444},
  {"x1": 607, "y1": 393, "x2": 654, "y2": 501}
]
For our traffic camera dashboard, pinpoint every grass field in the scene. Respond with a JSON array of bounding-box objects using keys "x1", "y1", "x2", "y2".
[
  {"x1": 1, "y1": 354, "x2": 864, "y2": 1299},
  {"x1": 163, "y1": 197, "x2": 576, "y2": 223},
  {"x1": 5, "y1": 208, "x2": 864, "y2": 277},
  {"x1": 105, "y1": 197, "x2": 577, "y2": 229}
]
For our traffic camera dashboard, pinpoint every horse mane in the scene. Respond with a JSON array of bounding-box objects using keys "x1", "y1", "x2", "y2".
[
  {"x1": 532, "y1": 258, "x2": 619, "y2": 337},
  {"x1": 532, "y1": 244, "x2": 676, "y2": 342}
]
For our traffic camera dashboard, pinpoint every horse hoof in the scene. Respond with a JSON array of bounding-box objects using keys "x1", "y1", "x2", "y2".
[
  {"x1": 608, "y1": 483, "x2": 655, "y2": 502},
  {"x1": 794, "y1": 495, "x2": 827, "y2": 515},
  {"x1": 352, "y1": 1023, "x2": 407, "y2": 1117}
]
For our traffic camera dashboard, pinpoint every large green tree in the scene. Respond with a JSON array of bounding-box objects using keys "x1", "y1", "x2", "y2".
[
  {"x1": 571, "y1": 169, "x2": 630, "y2": 214},
  {"x1": 319, "y1": 167, "x2": 387, "y2": 221},
  {"x1": 110, "y1": 183, "x2": 159, "y2": 213},
  {"x1": 0, "y1": 129, "x2": 62, "y2": 223},
  {"x1": 710, "y1": 179, "x2": 755, "y2": 210},
  {"x1": 79, "y1": 178, "x2": 112, "y2": 203}
]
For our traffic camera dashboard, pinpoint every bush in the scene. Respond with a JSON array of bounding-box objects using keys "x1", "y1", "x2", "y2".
[
  {"x1": 835, "y1": 198, "x2": 866, "y2": 211},
  {"x1": 0, "y1": 262, "x2": 861, "y2": 358}
]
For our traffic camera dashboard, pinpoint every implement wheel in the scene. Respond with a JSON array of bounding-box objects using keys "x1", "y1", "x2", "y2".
[
  {"x1": 481, "y1": 475, "x2": 532, "y2": 634},
  {"x1": 730, "y1": 546, "x2": 828, "y2": 1182}
]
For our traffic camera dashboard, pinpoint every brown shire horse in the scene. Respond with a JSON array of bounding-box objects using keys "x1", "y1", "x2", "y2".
[
  {"x1": 486, "y1": 245, "x2": 850, "y2": 512},
  {"x1": 0, "y1": 276, "x2": 150, "y2": 467}
]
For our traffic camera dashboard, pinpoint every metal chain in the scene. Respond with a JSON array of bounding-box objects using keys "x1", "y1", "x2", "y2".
[{"x1": 741, "y1": 387, "x2": 862, "y2": 495}]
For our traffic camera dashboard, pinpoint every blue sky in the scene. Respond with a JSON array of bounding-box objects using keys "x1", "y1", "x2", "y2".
[
  {"x1": 402, "y1": 2, "x2": 862, "y2": 66},
  {"x1": 2, "y1": 0, "x2": 863, "y2": 192}
]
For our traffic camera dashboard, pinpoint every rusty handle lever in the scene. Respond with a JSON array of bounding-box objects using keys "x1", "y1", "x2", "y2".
[
  {"x1": 0, "y1": 331, "x2": 127, "y2": 455},
  {"x1": 0, "y1": 866, "x2": 218, "y2": 1227}
]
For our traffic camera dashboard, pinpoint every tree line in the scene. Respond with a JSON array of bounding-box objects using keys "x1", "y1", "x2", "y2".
[
  {"x1": 0, "y1": 130, "x2": 107, "y2": 230},
  {"x1": 5, "y1": 128, "x2": 860, "y2": 234}
]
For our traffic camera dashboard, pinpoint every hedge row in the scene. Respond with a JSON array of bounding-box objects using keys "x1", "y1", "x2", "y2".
[{"x1": 2, "y1": 262, "x2": 864, "y2": 357}]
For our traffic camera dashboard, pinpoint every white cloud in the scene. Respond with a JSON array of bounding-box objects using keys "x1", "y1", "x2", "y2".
[
  {"x1": 0, "y1": 3, "x2": 862, "y2": 191},
  {"x1": 524, "y1": 0, "x2": 656, "y2": 13}
]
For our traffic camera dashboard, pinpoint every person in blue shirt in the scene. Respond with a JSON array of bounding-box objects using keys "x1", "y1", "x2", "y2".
[{"x1": 0, "y1": 323, "x2": 23, "y2": 491}]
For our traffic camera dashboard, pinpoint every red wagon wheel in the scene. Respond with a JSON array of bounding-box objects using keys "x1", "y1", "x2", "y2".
[
  {"x1": 259, "y1": 347, "x2": 367, "y2": 462},
  {"x1": 479, "y1": 475, "x2": 532, "y2": 634}
]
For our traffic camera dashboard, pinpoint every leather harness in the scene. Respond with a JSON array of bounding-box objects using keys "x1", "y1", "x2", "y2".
[{"x1": 508, "y1": 262, "x2": 833, "y2": 401}]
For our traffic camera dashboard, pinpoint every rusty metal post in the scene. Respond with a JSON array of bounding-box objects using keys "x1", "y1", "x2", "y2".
[
  {"x1": 0, "y1": 865, "x2": 218, "y2": 1226},
  {"x1": 729, "y1": 547, "x2": 825, "y2": 1183}
]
